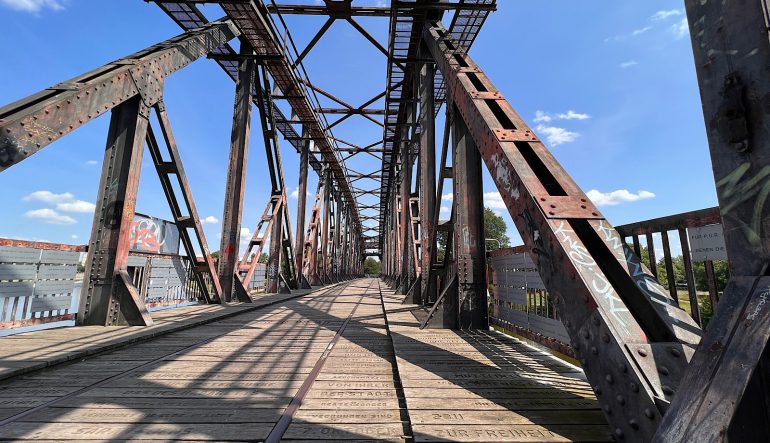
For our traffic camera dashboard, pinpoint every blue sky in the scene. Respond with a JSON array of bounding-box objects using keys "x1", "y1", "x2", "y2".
[{"x1": 0, "y1": 1, "x2": 714, "y2": 257}]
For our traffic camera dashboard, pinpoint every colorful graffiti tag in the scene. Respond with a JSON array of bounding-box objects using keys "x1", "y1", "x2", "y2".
[{"x1": 129, "y1": 213, "x2": 180, "y2": 254}]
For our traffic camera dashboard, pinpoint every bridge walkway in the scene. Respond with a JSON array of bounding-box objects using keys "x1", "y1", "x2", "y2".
[{"x1": 0, "y1": 279, "x2": 610, "y2": 442}]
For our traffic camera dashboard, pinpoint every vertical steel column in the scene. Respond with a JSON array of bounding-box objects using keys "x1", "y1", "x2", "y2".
[
  {"x1": 655, "y1": 2, "x2": 770, "y2": 441},
  {"x1": 333, "y1": 198, "x2": 343, "y2": 281},
  {"x1": 399, "y1": 105, "x2": 415, "y2": 296},
  {"x1": 294, "y1": 126, "x2": 311, "y2": 289},
  {"x1": 452, "y1": 106, "x2": 487, "y2": 329},
  {"x1": 419, "y1": 50, "x2": 436, "y2": 305},
  {"x1": 266, "y1": 197, "x2": 287, "y2": 294},
  {"x1": 78, "y1": 96, "x2": 153, "y2": 326},
  {"x1": 320, "y1": 169, "x2": 332, "y2": 284},
  {"x1": 217, "y1": 45, "x2": 254, "y2": 303}
]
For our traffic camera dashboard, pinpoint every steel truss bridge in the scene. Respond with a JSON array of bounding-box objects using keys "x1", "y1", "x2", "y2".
[{"x1": 0, "y1": 1, "x2": 768, "y2": 442}]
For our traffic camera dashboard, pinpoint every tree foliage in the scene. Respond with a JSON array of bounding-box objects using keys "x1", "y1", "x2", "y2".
[
  {"x1": 483, "y1": 208, "x2": 510, "y2": 251},
  {"x1": 435, "y1": 207, "x2": 510, "y2": 259},
  {"x1": 364, "y1": 258, "x2": 381, "y2": 276}
]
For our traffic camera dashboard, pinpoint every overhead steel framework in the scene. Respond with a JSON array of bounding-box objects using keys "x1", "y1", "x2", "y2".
[{"x1": 1, "y1": 1, "x2": 769, "y2": 441}]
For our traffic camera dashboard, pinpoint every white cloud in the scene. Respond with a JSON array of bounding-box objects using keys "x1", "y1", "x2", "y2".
[
  {"x1": 71, "y1": 234, "x2": 78, "y2": 239},
  {"x1": 0, "y1": 0, "x2": 64, "y2": 12},
  {"x1": 651, "y1": 9, "x2": 682, "y2": 21},
  {"x1": 289, "y1": 186, "x2": 311, "y2": 199},
  {"x1": 672, "y1": 17, "x2": 689, "y2": 39},
  {"x1": 56, "y1": 201, "x2": 95, "y2": 213},
  {"x1": 441, "y1": 192, "x2": 453, "y2": 202},
  {"x1": 535, "y1": 124, "x2": 579, "y2": 147},
  {"x1": 606, "y1": 26, "x2": 653, "y2": 42},
  {"x1": 24, "y1": 190, "x2": 94, "y2": 213},
  {"x1": 24, "y1": 190, "x2": 74, "y2": 204},
  {"x1": 240, "y1": 227, "x2": 252, "y2": 240},
  {"x1": 24, "y1": 208, "x2": 76, "y2": 225},
  {"x1": 483, "y1": 192, "x2": 507, "y2": 210},
  {"x1": 440, "y1": 206, "x2": 450, "y2": 214},
  {"x1": 534, "y1": 110, "x2": 590, "y2": 123},
  {"x1": 534, "y1": 110, "x2": 552, "y2": 123},
  {"x1": 85, "y1": 160, "x2": 98, "y2": 165},
  {"x1": 586, "y1": 189, "x2": 655, "y2": 206},
  {"x1": 202, "y1": 216, "x2": 219, "y2": 224},
  {"x1": 620, "y1": 61, "x2": 638, "y2": 69}
]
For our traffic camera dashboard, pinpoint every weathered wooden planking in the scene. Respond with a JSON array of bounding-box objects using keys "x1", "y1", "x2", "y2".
[
  {"x1": 0, "y1": 247, "x2": 40, "y2": 264},
  {"x1": 0, "y1": 264, "x2": 37, "y2": 281},
  {"x1": 33, "y1": 281, "x2": 75, "y2": 296},
  {"x1": 0, "y1": 421, "x2": 273, "y2": 441},
  {"x1": 282, "y1": 422, "x2": 406, "y2": 441},
  {"x1": 405, "y1": 397, "x2": 599, "y2": 411},
  {"x1": 39, "y1": 250, "x2": 79, "y2": 265},
  {"x1": 37, "y1": 265, "x2": 76, "y2": 280},
  {"x1": 54, "y1": 397, "x2": 292, "y2": 410},
  {"x1": 30, "y1": 295, "x2": 73, "y2": 312},
  {"x1": 0, "y1": 281, "x2": 33, "y2": 297},
  {"x1": 409, "y1": 410, "x2": 608, "y2": 426},
  {"x1": 403, "y1": 387, "x2": 594, "y2": 401},
  {"x1": 20, "y1": 407, "x2": 283, "y2": 424},
  {"x1": 293, "y1": 409, "x2": 403, "y2": 424},
  {"x1": 412, "y1": 424, "x2": 612, "y2": 442}
]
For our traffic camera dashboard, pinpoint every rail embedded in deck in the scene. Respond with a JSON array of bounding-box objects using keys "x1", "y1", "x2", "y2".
[{"x1": 0, "y1": 278, "x2": 610, "y2": 442}]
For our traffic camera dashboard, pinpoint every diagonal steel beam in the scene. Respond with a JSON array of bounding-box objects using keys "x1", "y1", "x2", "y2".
[{"x1": 0, "y1": 20, "x2": 239, "y2": 172}]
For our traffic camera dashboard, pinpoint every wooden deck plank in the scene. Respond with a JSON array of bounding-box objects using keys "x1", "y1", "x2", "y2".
[
  {"x1": 379, "y1": 281, "x2": 611, "y2": 442},
  {"x1": 0, "y1": 279, "x2": 612, "y2": 442}
]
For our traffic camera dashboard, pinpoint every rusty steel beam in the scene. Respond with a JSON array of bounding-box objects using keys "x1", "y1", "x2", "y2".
[
  {"x1": 146, "y1": 103, "x2": 222, "y2": 303},
  {"x1": 424, "y1": 21, "x2": 702, "y2": 440},
  {"x1": 294, "y1": 126, "x2": 312, "y2": 289},
  {"x1": 219, "y1": 1, "x2": 361, "y2": 236},
  {"x1": 264, "y1": 1, "x2": 495, "y2": 17},
  {"x1": 0, "y1": 20, "x2": 238, "y2": 172},
  {"x1": 0, "y1": 238, "x2": 86, "y2": 252},
  {"x1": 654, "y1": 2, "x2": 770, "y2": 441},
  {"x1": 154, "y1": 3, "x2": 326, "y2": 177},
  {"x1": 218, "y1": 44, "x2": 255, "y2": 304},
  {"x1": 614, "y1": 207, "x2": 721, "y2": 237},
  {"x1": 78, "y1": 97, "x2": 153, "y2": 326},
  {"x1": 452, "y1": 107, "x2": 487, "y2": 329},
  {"x1": 419, "y1": 49, "x2": 437, "y2": 305}
]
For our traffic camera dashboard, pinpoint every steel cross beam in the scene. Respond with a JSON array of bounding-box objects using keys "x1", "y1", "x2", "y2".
[
  {"x1": 0, "y1": 21, "x2": 239, "y2": 326},
  {"x1": 424, "y1": 20, "x2": 702, "y2": 440},
  {"x1": 154, "y1": 2, "x2": 326, "y2": 176},
  {"x1": 155, "y1": 1, "x2": 361, "y2": 249},
  {"x1": 0, "y1": 20, "x2": 239, "y2": 171}
]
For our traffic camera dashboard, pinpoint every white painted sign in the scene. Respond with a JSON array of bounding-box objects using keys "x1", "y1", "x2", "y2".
[{"x1": 688, "y1": 224, "x2": 728, "y2": 262}]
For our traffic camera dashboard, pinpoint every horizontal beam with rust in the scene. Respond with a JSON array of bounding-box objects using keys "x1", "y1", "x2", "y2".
[{"x1": 0, "y1": 20, "x2": 239, "y2": 172}]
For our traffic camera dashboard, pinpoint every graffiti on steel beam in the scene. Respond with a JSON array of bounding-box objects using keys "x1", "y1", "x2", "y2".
[
  {"x1": 553, "y1": 220, "x2": 631, "y2": 333},
  {"x1": 717, "y1": 162, "x2": 770, "y2": 247}
]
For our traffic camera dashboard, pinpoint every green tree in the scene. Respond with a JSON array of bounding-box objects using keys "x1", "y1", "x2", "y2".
[
  {"x1": 436, "y1": 206, "x2": 510, "y2": 258},
  {"x1": 364, "y1": 258, "x2": 381, "y2": 276},
  {"x1": 483, "y1": 208, "x2": 510, "y2": 251}
]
